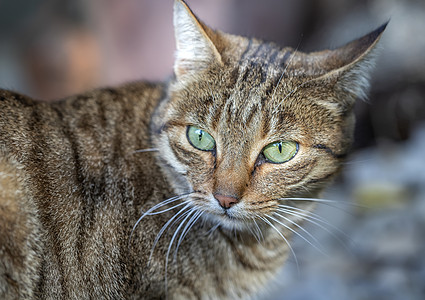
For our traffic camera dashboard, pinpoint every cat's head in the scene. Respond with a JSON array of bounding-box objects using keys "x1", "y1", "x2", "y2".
[{"x1": 152, "y1": 0, "x2": 385, "y2": 230}]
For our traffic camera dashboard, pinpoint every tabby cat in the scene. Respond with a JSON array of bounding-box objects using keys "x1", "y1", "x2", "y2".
[{"x1": 0, "y1": 0, "x2": 385, "y2": 299}]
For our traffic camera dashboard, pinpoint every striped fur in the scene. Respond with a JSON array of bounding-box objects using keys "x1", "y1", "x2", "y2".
[{"x1": 0, "y1": 0, "x2": 385, "y2": 299}]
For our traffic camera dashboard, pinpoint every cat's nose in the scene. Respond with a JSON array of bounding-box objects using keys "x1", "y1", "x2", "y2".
[{"x1": 214, "y1": 194, "x2": 239, "y2": 209}]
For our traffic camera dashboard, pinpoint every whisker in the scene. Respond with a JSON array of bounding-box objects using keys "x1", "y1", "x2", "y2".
[
  {"x1": 247, "y1": 225, "x2": 261, "y2": 244},
  {"x1": 252, "y1": 218, "x2": 264, "y2": 243},
  {"x1": 174, "y1": 210, "x2": 204, "y2": 261},
  {"x1": 273, "y1": 211, "x2": 322, "y2": 247},
  {"x1": 278, "y1": 204, "x2": 337, "y2": 226},
  {"x1": 164, "y1": 209, "x2": 198, "y2": 294},
  {"x1": 146, "y1": 201, "x2": 188, "y2": 215},
  {"x1": 206, "y1": 223, "x2": 220, "y2": 237},
  {"x1": 142, "y1": 193, "x2": 192, "y2": 217},
  {"x1": 148, "y1": 203, "x2": 192, "y2": 263},
  {"x1": 278, "y1": 197, "x2": 364, "y2": 216},
  {"x1": 268, "y1": 214, "x2": 327, "y2": 256},
  {"x1": 129, "y1": 193, "x2": 193, "y2": 245},
  {"x1": 279, "y1": 197, "x2": 341, "y2": 204},
  {"x1": 276, "y1": 206, "x2": 352, "y2": 252},
  {"x1": 342, "y1": 158, "x2": 374, "y2": 165},
  {"x1": 277, "y1": 205, "x2": 350, "y2": 239},
  {"x1": 133, "y1": 148, "x2": 159, "y2": 154},
  {"x1": 259, "y1": 216, "x2": 300, "y2": 276},
  {"x1": 166, "y1": 207, "x2": 193, "y2": 233}
]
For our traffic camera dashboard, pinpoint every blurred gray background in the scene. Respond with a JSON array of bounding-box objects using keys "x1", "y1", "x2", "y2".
[{"x1": 0, "y1": 0, "x2": 424, "y2": 299}]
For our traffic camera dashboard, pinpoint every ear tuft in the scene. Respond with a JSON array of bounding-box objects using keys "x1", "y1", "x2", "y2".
[{"x1": 173, "y1": 0, "x2": 222, "y2": 79}]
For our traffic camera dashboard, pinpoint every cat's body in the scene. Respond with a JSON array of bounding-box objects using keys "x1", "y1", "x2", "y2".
[{"x1": 0, "y1": 1, "x2": 385, "y2": 299}]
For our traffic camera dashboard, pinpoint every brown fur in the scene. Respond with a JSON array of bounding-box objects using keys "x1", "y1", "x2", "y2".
[{"x1": 0, "y1": 1, "x2": 385, "y2": 299}]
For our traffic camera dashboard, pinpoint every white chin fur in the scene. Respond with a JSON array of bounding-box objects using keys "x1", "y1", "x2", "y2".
[
  {"x1": 197, "y1": 199, "x2": 256, "y2": 232},
  {"x1": 203, "y1": 212, "x2": 252, "y2": 231}
]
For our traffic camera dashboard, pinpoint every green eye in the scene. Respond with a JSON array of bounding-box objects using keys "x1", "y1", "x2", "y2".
[
  {"x1": 187, "y1": 126, "x2": 216, "y2": 151},
  {"x1": 263, "y1": 141, "x2": 298, "y2": 163}
]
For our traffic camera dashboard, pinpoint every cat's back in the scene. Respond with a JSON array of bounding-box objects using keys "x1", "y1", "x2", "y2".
[{"x1": 0, "y1": 82, "x2": 163, "y2": 146}]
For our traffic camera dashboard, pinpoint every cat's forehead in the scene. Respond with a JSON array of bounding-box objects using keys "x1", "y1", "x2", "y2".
[
  {"x1": 229, "y1": 39, "x2": 294, "y2": 81},
  {"x1": 169, "y1": 39, "x2": 334, "y2": 142},
  {"x1": 235, "y1": 39, "x2": 291, "y2": 71}
]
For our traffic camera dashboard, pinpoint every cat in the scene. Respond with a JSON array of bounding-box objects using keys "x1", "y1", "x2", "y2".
[{"x1": 0, "y1": 0, "x2": 385, "y2": 299}]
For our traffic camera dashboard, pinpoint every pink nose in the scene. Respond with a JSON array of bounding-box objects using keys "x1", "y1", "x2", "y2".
[{"x1": 215, "y1": 194, "x2": 239, "y2": 209}]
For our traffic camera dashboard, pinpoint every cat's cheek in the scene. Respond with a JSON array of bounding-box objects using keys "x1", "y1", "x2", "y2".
[
  {"x1": 184, "y1": 151, "x2": 216, "y2": 190},
  {"x1": 249, "y1": 159, "x2": 312, "y2": 199}
]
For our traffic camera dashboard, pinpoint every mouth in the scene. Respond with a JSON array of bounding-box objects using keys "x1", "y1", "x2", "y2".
[
  {"x1": 189, "y1": 193, "x2": 260, "y2": 231},
  {"x1": 199, "y1": 207, "x2": 257, "y2": 231}
]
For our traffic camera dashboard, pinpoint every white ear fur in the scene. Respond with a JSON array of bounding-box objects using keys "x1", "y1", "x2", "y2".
[
  {"x1": 173, "y1": 0, "x2": 222, "y2": 79},
  {"x1": 336, "y1": 51, "x2": 378, "y2": 101}
]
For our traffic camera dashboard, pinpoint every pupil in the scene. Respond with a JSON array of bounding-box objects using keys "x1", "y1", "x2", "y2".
[
  {"x1": 198, "y1": 131, "x2": 203, "y2": 141},
  {"x1": 278, "y1": 143, "x2": 282, "y2": 153}
]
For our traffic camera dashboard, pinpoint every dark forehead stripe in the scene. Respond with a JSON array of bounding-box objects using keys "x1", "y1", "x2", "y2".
[
  {"x1": 259, "y1": 49, "x2": 294, "y2": 106},
  {"x1": 262, "y1": 50, "x2": 293, "y2": 96},
  {"x1": 268, "y1": 49, "x2": 280, "y2": 66},
  {"x1": 238, "y1": 40, "x2": 279, "y2": 67},
  {"x1": 210, "y1": 44, "x2": 295, "y2": 134},
  {"x1": 236, "y1": 43, "x2": 281, "y2": 91},
  {"x1": 251, "y1": 43, "x2": 266, "y2": 59},
  {"x1": 238, "y1": 46, "x2": 294, "y2": 89},
  {"x1": 218, "y1": 46, "x2": 295, "y2": 133}
]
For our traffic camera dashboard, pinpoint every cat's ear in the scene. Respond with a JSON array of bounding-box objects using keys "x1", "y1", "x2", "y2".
[
  {"x1": 173, "y1": 0, "x2": 223, "y2": 79},
  {"x1": 314, "y1": 23, "x2": 387, "y2": 101}
]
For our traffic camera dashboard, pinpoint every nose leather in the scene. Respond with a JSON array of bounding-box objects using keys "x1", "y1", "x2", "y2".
[{"x1": 214, "y1": 194, "x2": 239, "y2": 209}]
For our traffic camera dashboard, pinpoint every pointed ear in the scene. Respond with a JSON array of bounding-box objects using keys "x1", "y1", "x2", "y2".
[
  {"x1": 173, "y1": 0, "x2": 222, "y2": 79},
  {"x1": 314, "y1": 23, "x2": 387, "y2": 101}
]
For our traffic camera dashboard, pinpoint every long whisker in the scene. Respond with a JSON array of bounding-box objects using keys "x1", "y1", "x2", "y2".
[
  {"x1": 166, "y1": 206, "x2": 193, "y2": 234},
  {"x1": 268, "y1": 214, "x2": 327, "y2": 256},
  {"x1": 277, "y1": 204, "x2": 350, "y2": 238},
  {"x1": 129, "y1": 193, "x2": 193, "y2": 245},
  {"x1": 247, "y1": 225, "x2": 261, "y2": 244},
  {"x1": 276, "y1": 206, "x2": 352, "y2": 252},
  {"x1": 146, "y1": 201, "x2": 188, "y2": 216},
  {"x1": 148, "y1": 203, "x2": 192, "y2": 263},
  {"x1": 251, "y1": 218, "x2": 264, "y2": 243},
  {"x1": 164, "y1": 209, "x2": 198, "y2": 294},
  {"x1": 174, "y1": 210, "x2": 204, "y2": 261},
  {"x1": 259, "y1": 216, "x2": 300, "y2": 276},
  {"x1": 273, "y1": 211, "x2": 322, "y2": 247},
  {"x1": 140, "y1": 193, "x2": 192, "y2": 218},
  {"x1": 206, "y1": 223, "x2": 220, "y2": 237},
  {"x1": 278, "y1": 197, "x2": 364, "y2": 215},
  {"x1": 133, "y1": 148, "x2": 159, "y2": 154},
  {"x1": 279, "y1": 197, "x2": 343, "y2": 204}
]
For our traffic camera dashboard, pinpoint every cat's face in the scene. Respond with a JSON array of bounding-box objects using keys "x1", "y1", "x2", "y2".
[{"x1": 152, "y1": 0, "x2": 384, "y2": 231}]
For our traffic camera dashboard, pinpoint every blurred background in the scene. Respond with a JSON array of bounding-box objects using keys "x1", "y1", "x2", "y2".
[{"x1": 0, "y1": 0, "x2": 424, "y2": 299}]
